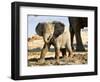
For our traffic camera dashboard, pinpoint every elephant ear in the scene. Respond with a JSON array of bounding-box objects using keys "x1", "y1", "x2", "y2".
[
  {"x1": 35, "y1": 23, "x2": 44, "y2": 36},
  {"x1": 53, "y1": 21, "x2": 64, "y2": 38}
]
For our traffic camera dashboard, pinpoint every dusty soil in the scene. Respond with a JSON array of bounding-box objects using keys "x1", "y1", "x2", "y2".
[
  {"x1": 28, "y1": 51, "x2": 87, "y2": 66},
  {"x1": 28, "y1": 30, "x2": 88, "y2": 66}
]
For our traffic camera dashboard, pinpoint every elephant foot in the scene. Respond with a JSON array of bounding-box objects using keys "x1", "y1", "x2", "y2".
[
  {"x1": 63, "y1": 55, "x2": 69, "y2": 62},
  {"x1": 76, "y1": 47, "x2": 85, "y2": 52},
  {"x1": 72, "y1": 46, "x2": 74, "y2": 51},
  {"x1": 69, "y1": 54, "x2": 74, "y2": 58},
  {"x1": 38, "y1": 59, "x2": 45, "y2": 65},
  {"x1": 76, "y1": 45, "x2": 85, "y2": 51},
  {"x1": 67, "y1": 52, "x2": 74, "y2": 58},
  {"x1": 63, "y1": 55, "x2": 67, "y2": 60},
  {"x1": 55, "y1": 60, "x2": 60, "y2": 65}
]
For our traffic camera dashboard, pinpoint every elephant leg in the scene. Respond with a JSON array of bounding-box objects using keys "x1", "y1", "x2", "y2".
[
  {"x1": 66, "y1": 43, "x2": 73, "y2": 58},
  {"x1": 52, "y1": 39, "x2": 60, "y2": 64},
  {"x1": 68, "y1": 49, "x2": 73, "y2": 58},
  {"x1": 60, "y1": 48, "x2": 66, "y2": 57},
  {"x1": 55, "y1": 48, "x2": 60, "y2": 65},
  {"x1": 75, "y1": 28, "x2": 85, "y2": 51},
  {"x1": 60, "y1": 48, "x2": 68, "y2": 62},
  {"x1": 70, "y1": 29, "x2": 74, "y2": 50},
  {"x1": 38, "y1": 43, "x2": 49, "y2": 64},
  {"x1": 53, "y1": 42, "x2": 60, "y2": 64}
]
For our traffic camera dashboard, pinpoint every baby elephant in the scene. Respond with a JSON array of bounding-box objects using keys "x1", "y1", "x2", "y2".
[{"x1": 35, "y1": 21, "x2": 73, "y2": 64}]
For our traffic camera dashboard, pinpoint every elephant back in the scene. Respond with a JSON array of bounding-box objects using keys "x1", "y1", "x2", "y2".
[
  {"x1": 69, "y1": 17, "x2": 88, "y2": 29},
  {"x1": 80, "y1": 17, "x2": 88, "y2": 28}
]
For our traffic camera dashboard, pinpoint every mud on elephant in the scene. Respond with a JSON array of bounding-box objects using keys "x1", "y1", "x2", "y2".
[{"x1": 35, "y1": 21, "x2": 73, "y2": 64}]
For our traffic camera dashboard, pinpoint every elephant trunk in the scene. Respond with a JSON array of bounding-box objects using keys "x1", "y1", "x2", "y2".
[{"x1": 43, "y1": 33, "x2": 53, "y2": 43}]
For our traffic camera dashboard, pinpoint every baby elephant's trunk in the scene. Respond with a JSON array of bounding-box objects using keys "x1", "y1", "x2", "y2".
[{"x1": 43, "y1": 34, "x2": 53, "y2": 43}]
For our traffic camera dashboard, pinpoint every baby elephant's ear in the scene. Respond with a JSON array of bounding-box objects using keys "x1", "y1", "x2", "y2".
[
  {"x1": 35, "y1": 23, "x2": 44, "y2": 36},
  {"x1": 53, "y1": 21, "x2": 65, "y2": 38}
]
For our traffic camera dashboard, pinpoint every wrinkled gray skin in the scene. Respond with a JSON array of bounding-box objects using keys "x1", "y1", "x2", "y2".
[
  {"x1": 35, "y1": 21, "x2": 73, "y2": 64},
  {"x1": 69, "y1": 17, "x2": 88, "y2": 51}
]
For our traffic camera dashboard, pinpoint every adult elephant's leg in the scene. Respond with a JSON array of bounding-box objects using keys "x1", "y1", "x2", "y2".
[
  {"x1": 75, "y1": 27, "x2": 85, "y2": 51},
  {"x1": 69, "y1": 27, "x2": 74, "y2": 50}
]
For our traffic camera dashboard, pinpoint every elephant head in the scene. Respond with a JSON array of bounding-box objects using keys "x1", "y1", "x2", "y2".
[{"x1": 35, "y1": 21, "x2": 65, "y2": 43}]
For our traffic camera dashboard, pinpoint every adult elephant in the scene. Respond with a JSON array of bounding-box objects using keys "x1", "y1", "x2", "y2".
[
  {"x1": 35, "y1": 21, "x2": 73, "y2": 64},
  {"x1": 69, "y1": 17, "x2": 88, "y2": 51}
]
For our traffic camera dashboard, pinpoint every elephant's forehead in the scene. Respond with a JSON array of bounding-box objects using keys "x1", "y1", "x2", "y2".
[{"x1": 44, "y1": 23, "x2": 54, "y2": 32}]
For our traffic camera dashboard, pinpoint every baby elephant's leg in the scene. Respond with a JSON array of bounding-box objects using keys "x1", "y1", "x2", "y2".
[
  {"x1": 52, "y1": 39, "x2": 61, "y2": 64},
  {"x1": 60, "y1": 48, "x2": 67, "y2": 58},
  {"x1": 55, "y1": 47, "x2": 61, "y2": 65},
  {"x1": 68, "y1": 50, "x2": 73, "y2": 58},
  {"x1": 38, "y1": 43, "x2": 48, "y2": 64},
  {"x1": 66, "y1": 43, "x2": 73, "y2": 58}
]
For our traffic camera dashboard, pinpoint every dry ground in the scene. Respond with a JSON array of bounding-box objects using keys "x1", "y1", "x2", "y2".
[{"x1": 28, "y1": 30, "x2": 88, "y2": 66}]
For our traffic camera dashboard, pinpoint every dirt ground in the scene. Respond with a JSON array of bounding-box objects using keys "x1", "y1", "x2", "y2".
[
  {"x1": 28, "y1": 30, "x2": 88, "y2": 66},
  {"x1": 28, "y1": 51, "x2": 87, "y2": 66}
]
